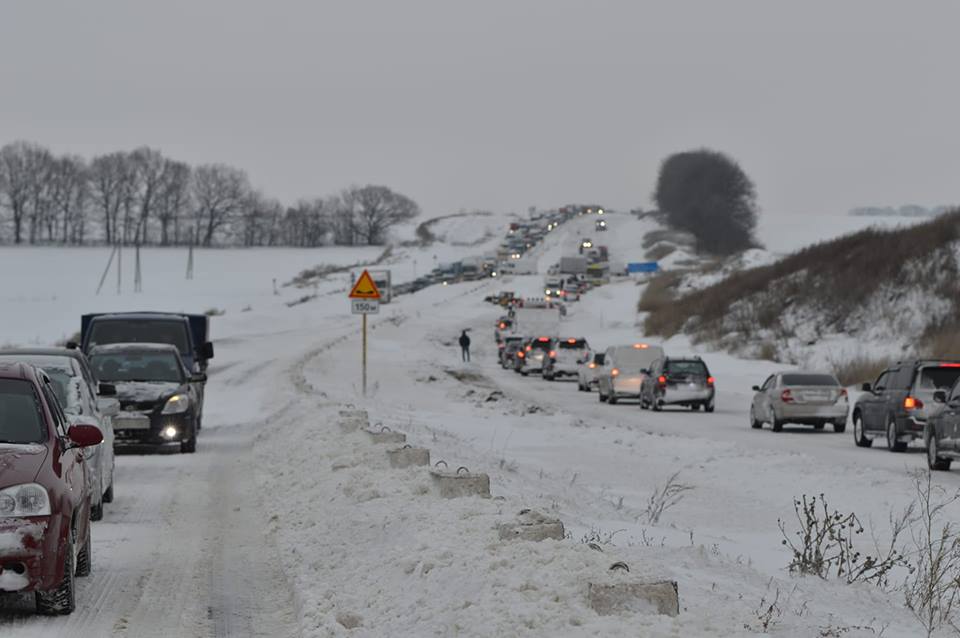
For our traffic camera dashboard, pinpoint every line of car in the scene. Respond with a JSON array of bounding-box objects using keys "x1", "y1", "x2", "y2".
[
  {"x1": 494, "y1": 309, "x2": 960, "y2": 474},
  {"x1": 0, "y1": 311, "x2": 214, "y2": 615}
]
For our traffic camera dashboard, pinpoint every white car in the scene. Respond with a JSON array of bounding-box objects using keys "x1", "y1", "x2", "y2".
[
  {"x1": 597, "y1": 343, "x2": 665, "y2": 404},
  {"x1": 0, "y1": 349, "x2": 118, "y2": 520},
  {"x1": 577, "y1": 352, "x2": 606, "y2": 391}
]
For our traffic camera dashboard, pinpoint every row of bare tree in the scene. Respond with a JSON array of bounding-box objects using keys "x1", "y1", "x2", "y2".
[{"x1": 0, "y1": 141, "x2": 420, "y2": 247}]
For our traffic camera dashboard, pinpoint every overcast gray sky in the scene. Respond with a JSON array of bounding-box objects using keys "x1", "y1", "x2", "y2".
[{"x1": 1, "y1": 1, "x2": 958, "y2": 219}]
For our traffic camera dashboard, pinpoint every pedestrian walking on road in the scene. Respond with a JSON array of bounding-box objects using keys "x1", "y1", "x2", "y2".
[{"x1": 459, "y1": 329, "x2": 471, "y2": 362}]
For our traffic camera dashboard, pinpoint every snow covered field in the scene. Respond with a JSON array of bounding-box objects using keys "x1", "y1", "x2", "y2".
[{"x1": 1, "y1": 210, "x2": 956, "y2": 637}]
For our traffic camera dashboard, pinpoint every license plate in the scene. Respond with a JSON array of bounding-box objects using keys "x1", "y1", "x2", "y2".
[{"x1": 115, "y1": 416, "x2": 150, "y2": 430}]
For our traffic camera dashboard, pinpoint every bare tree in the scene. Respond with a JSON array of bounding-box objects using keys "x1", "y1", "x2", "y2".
[
  {"x1": 155, "y1": 160, "x2": 191, "y2": 245},
  {"x1": 239, "y1": 191, "x2": 284, "y2": 247},
  {"x1": 341, "y1": 185, "x2": 420, "y2": 245},
  {"x1": 49, "y1": 155, "x2": 89, "y2": 244},
  {"x1": 0, "y1": 142, "x2": 55, "y2": 244},
  {"x1": 191, "y1": 164, "x2": 251, "y2": 247},
  {"x1": 129, "y1": 147, "x2": 166, "y2": 244},
  {"x1": 90, "y1": 152, "x2": 135, "y2": 245}
]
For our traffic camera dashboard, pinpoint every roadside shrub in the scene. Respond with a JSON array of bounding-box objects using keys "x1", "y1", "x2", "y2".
[
  {"x1": 637, "y1": 271, "x2": 684, "y2": 334},
  {"x1": 921, "y1": 318, "x2": 960, "y2": 359},
  {"x1": 778, "y1": 494, "x2": 909, "y2": 587},
  {"x1": 644, "y1": 243, "x2": 676, "y2": 262},
  {"x1": 642, "y1": 471, "x2": 694, "y2": 525},
  {"x1": 829, "y1": 354, "x2": 895, "y2": 387}
]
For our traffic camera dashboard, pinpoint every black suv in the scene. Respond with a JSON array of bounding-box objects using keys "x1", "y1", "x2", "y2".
[
  {"x1": 924, "y1": 379, "x2": 960, "y2": 471},
  {"x1": 852, "y1": 360, "x2": 960, "y2": 452},
  {"x1": 640, "y1": 356, "x2": 715, "y2": 412}
]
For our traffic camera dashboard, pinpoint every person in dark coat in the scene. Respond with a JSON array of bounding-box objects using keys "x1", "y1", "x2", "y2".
[{"x1": 459, "y1": 330, "x2": 471, "y2": 362}]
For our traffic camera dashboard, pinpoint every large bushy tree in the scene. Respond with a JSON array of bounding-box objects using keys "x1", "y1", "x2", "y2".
[{"x1": 654, "y1": 149, "x2": 759, "y2": 255}]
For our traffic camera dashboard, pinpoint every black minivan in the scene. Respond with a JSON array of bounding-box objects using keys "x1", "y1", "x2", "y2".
[{"x1": 852, "y1": 360, "x2": 960, "y2": 452}]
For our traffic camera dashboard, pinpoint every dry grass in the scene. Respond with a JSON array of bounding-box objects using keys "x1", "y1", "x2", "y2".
[
  {"x1": 829, "y1": 354, "x2": 895, "y2": 387},
  {"x1": 921, "y1": 319, "x2": 960, "y2": 359},
  {"x1": 637, "y1": 271, "x2": 686, "y2": 335},
  {"x1": 643, "y1": 210, "x2": 960, "y2": 339}
]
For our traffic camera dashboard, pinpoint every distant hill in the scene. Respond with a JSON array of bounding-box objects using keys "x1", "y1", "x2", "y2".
[{"x1": 849, "y1": 205, "x2": 951, "y2": 217}]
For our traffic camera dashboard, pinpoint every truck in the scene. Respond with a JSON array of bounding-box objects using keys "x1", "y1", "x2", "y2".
[
  {"x1": 559, "y1": 256, "x2": 588, "y2": 275},
  {"x1": 77, "y1": 312, "x2": 215, "y2": 374},
  {"x1": 511, "y1": 307, "x2": 561, "y2": 338},
  {"x1": 499, "y1": 257, "x2": 538, "y2": 275}
]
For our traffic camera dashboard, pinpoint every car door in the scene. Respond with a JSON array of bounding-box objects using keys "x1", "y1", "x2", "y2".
[
  {"x1": 600, "y1": 348, "x2": 615, "y2": 393},
  {"x1": 79, "y1": 372, "x2": 114, "y2": 496},
  {"x1": 754, "y1": 375, "x2": 775, "y2": 421},
  {"x1": 862, "y1": 371, "x2": 891, "y2": 432},
  {"x1": 944, "y1": 383, "x2": 960, "y2": 451},
  {"x1": 41, "y1": 380, "x2": 86, "y2": 509}
]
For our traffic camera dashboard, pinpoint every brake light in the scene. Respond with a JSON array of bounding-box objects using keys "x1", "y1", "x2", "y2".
[
  {"x1": 611, "y1": 368, "x2": 620, "y2": 377},
  {"x1": 707, "y1": 376, "x2": 715, "y2": 387},
  {"x1": 549, "y1": 350, "x2": 556, "y2": 358},
  {"x1": 538, "y1": 337, "x2": 550, "y2": 342},
  {"x1": 633, "y1": 343, "x2": 648, "y2": 349},
  {"x1": 567, "y1": 338, "x2": 577, "y2": 344},
  {"x1": 525, "y1": 345, "x2": 532, "y2": 351},
  {"x1": 781, "y1": 389, "x2": 794, "y2": 403},
  {"x1": 904, "y1": 396, "x2": 924, "y2": 410},
  {"x1": 499, "y1": 322, "x2": 506, "y2": 329},
  {"x1": 838, "y1": 388, "x2": 848, "y2": 400},
  {"x1": 588, "y1": 363, "x2": 596, "y2": 369},
  {"x1": 517, "y1": 351, "x2": 525, "y2": 358},
  {"x1": 940, "y1": 363, "x2": 960, "y2": 368},
  {"x1": 657, "y1": 375, "x2": 667, "y2": 387}
]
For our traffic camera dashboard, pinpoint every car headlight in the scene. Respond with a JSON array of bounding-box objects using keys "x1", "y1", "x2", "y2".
[
  {"x1": 0, "y1": 483, "x2": 51, "y2": 517},
  {"x1": 161, "y1": 393, "x2": 190, "y2": 415}
]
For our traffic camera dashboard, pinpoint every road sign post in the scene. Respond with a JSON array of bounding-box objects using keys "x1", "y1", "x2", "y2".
[{"x1": 348, "y1": 269, "x2": 382, "y2": 397}]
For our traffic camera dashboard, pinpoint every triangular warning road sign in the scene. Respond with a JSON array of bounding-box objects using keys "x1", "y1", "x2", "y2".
[{"x1": 349, "y1": 269, "x2": 381, "y2": 299}]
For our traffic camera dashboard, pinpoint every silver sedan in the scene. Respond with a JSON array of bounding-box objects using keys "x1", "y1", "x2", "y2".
[{"x1": 750, "y1": 371, "x2": 849, "y2": 433}]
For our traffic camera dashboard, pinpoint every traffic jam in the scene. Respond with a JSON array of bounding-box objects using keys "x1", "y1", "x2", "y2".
[
  {"x1": 484, "y1": 207, "x2": 960, "y2": 472},
  {"x1": 0, "y1": 313, "x2": 212, "y2": 614}
]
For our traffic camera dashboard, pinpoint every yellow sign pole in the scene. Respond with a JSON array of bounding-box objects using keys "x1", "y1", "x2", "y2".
[{"x1": 362, "y1": 312, "x2": 368, "y2": 397}]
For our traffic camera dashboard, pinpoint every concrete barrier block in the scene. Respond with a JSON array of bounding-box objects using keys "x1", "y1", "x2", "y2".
[
  {"x1": 364, "y1": 427, "x2": 407, "y2": 444},
  {"x1": 387, "y1": 446, "x2": 430, "y2": 468},
  {"x1": 498, "y1": 509, "x2": 565, "y2": 542},
  {"x1": 429, "y1": 466, "x2": 490, "y2": 498},
  {"x1": 588, "y1": 581, "x2": 679, "y2": 617}
]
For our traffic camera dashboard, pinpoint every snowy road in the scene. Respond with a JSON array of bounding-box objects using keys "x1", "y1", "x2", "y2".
[{"x1": 0, "y1": 423, "x2": 300, "y2": 638}]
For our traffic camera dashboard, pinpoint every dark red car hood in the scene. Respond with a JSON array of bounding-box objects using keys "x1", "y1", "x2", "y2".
[{"x1": 0, "y1": 444, "x2": 48, "y2": 487}]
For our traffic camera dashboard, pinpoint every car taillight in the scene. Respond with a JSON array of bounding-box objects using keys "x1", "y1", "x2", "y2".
[
  {"x1": 498, "y1": 343, "x2": 505, "y2": 349},
  {"x1": 549, "y1": 350, "x2": 556, "y2": 358},
  {"x1": 707, "y1": 376, "x2": 715, "y2": 387},
  {"x1": 904, "y1": 396, "x2": 924, "y2": 410},
  {"x1": 526, "y1": 345, "x2": 532, "y2": 351},
  {"x1": 658, "y1": 375, "x2": 667, "y2": 387},
  {"x1": 538, "y1": 337, "x2": 550, "y2": 342},
  {"x1": 588, "y1": 363, "x2": 596, "y2": 369},
  {"x1": 517, "y1": 351, "x2": 525, "y2": 358},
  {"x1": 781, "y1": 389, "x2": 794, "y2": 403},
  {"x1": 567, "y1": 338, "x2": 577, "y2": 344},
  {"x1": 499, "y1": 323, "x2": 506, "y2": 329},
  {"x1": 611, "y1": 368, "x2": 620, "y2": 377}
]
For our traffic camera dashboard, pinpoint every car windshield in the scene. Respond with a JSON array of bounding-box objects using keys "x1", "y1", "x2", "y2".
[
  {"x1": 782, "y1": 373, "x2": 838, "y2": 386},
  {"x1": 530, "y1": 339, "x2": 553, "y2": 350},
  {"x1": 0, "y1": 356, "x2": 77, "y2": 411},
  {"x1": 916, "y1": 367, "x2": 960, "y2": 393},
  {"x1": 0, "y1": 379, "x2": 46, "y2": 444},
  {"x1": 91, "y1": 351, "x2": 183, "y2": 383},
  {"x1": 88, "y1": 319, "x2": 190, "y2": 353},
  {"x1": 559, "y1": 339, "x2": 587, "y2": 349},
  {"x1": 665, "y1": 361, "x2": 708, "y2": 376},
  {"x1": 613, "y1": 347, "x2": 662, "y2": 370}
]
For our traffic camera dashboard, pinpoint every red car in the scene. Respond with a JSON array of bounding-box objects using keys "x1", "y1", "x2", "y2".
[{"x1": 0, "y1": 362, "x2": 103, "y2": 615}]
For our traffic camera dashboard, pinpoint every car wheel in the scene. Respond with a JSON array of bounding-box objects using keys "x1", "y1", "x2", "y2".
[
  {"x1": 886, "y1": 417, "x2": 907, "y2": 452},
  {"x1": 36, "y1": 527, "x2": 76, "y2": 615},
  {"x1": 772, "y1": 417, "x2": 783, "y2": 432},
  {"x1": 927, "y1": 431, "x2": 952, "y2": 471},
  {"x1": 103, "y1": 482, "x2": 114, "y2": 504},
  {"x1": 704, "y1": 402, "x2": 715, "y2": 414},
  {"x1": 833, "y1": 420, "x2": 847, "y2": 433},
  {"x1": 181, "y1": 433, "x2": 197, "y2": 454},
  {"x1": 75, "y1": 526, "x2": 91, "y2": 578},
  {"x1": 90, "y1": 500, "x2": 103, "y2": 522},
  {"x1": 813, "y1": 422, "x2": 825, "y2": 431},
  {"x1": 598, "y1": 390, "x2": 607, "y2": 402},
  {"x1": 750, "y1": 407, "x2": 762, "y2": 429},
  {"x1": 652, "y1": 400, "x2": 662, "y2": 412},
  {"x1": 520, "y1": 371, "x2": 529, "y2": 377},
  {"x1": 608, "y1": 395, "x2": 618, "y2": 405},
  {"x1": 853, "y1": 413, "x2": 872, "y2": 447}
]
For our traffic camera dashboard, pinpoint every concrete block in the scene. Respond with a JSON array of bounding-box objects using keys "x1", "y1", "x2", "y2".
[
  {"x1": 338, "y1": 409, "x2": 368, "y2": 433},
  {"x1": 429, "y1": 465, "x2": 490, "y2": 498},
  {"x1": 588, "y1": 580, "x2": 679, "y2": 617},
  {"x1": 364, "y1": 427, "x2": 407, "y2": 445},
  {"x1": 387, "y1": 445, "x2": 430, "y2": 468},
  {"x1": 498, "y1": 509, "x2": 565, "y2": 542}
]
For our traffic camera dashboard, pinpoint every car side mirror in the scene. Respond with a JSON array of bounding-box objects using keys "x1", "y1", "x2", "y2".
[
  {"x1": 934, "y1": 390, "x2": 947, "y2": 404},
  {"x1": 201, "y1": 342, "x2": 215, "y2": 360},
  {"x1": 97, "y1": 397, "x2": 121, "y2": 417},
  {"x1": 861, "y1": 382, "x2": 872, "y2": 393},
  {"x1": 67, "y1": 423, "x2": 103, "y2": 448},
  {"x1": 752, "y1": 385, "x2": 761, "y2": 392},
  {"x1": 191, "y1": 373, "x2": 208, "y2": 383},
  {"x1": 98, "y1": 382, "x2": 117, "y2": 397}
]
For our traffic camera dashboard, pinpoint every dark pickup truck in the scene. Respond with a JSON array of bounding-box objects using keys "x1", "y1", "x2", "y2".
[{"x1": 75, "y1": 312, "x2": 214, "y2": 375}]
